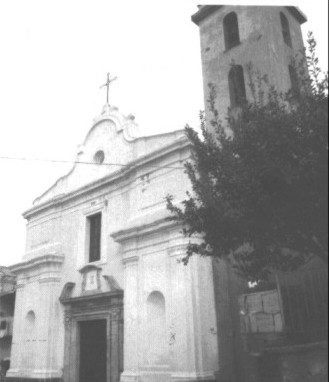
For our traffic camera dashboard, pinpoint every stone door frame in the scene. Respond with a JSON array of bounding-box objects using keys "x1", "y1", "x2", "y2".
[{"x1": 60, "y1": 291, "x2": 124, "y2": 382}]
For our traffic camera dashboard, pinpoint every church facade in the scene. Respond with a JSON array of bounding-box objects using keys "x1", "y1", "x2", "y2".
[
  {"x1": 5, "y1": 103, "x2": 219, "y2": 382},
  {"x1": 3, "y1": 5, "x2": 320, "y2": 382}
]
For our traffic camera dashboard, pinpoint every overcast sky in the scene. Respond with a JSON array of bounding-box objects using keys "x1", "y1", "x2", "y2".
[{"x1": 0, "y1": 0, "x2": 328, "y2": 266}]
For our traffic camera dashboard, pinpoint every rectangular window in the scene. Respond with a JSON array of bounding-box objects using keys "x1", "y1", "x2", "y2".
[{"x1": 88, "y1": 213, "x2": 102, "y2": 262}]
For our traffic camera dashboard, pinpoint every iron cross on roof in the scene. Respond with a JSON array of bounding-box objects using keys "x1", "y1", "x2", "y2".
[{"x1": 100, "y1": 73, "x2": 117, "y2": 104}]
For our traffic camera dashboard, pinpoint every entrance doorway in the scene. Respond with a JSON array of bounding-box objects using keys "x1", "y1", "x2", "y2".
[
  {"x1": 79, "y1": 319, "x2": 107, "y2": 382},
  {"x1": 60, "y1": 287, "x2": 123, "y2": 382}
]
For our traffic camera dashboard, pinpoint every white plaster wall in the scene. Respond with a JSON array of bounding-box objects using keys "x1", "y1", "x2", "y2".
[
  {"x1": 9, "y1": 106, "x2": 193, "y2": 381},
  {"x1": 7, "y1": 277, "x2": 62, "y2": 379},
  {"x1": 119, "y1": 227, "x2": 219, "y2": 382}
]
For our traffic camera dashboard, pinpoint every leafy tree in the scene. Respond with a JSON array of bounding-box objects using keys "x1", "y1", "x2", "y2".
[{"x1": 166, "y1": 33, "x2": 328, "y2": 281}]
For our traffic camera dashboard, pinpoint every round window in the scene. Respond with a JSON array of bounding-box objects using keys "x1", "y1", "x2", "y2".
[{"x1": 93, "y1": 150, "x2": 105, "y2": 164}]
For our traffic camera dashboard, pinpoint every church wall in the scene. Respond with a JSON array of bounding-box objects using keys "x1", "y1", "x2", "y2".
[
  {"x1": 8, "y1": 129, "x2": 194, "y2": 381},
  {"x1": 8, "y1": 275, "x2": 63, "y2": 380},
  {"x1": 118, "y1": 224, "x2": 219, "y2": 382}
]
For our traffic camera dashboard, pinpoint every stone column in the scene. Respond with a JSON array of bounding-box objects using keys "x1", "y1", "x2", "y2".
[{"x1": 120, "y1": 256, "x2": 140, "y2": 382}]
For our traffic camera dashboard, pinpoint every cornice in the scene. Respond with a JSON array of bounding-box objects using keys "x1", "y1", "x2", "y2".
[
  {"x1": 286, "y1": 6, "x2": 307, "y2": 24},
  {"x1": 23, "y1": 136, "x2": 190, "y2": 219},
  {"x1": 39, "y1": 275, "x2": 62, "y2": 284},
  {"x1": 191, "y1": 5, "x2": 307, "y2": 26},
  {"x1": 24, "y1": 242, "x2": 62, "y2": 261},
  {"x1": 168, "y1": 244, "x2": 189, "y2": 257},
  {"x1": 9, "y1": 254, "x2": 64, "y2": 274},
  {"x1": 60, "y1": 290, "x2": 123, "y2": 305},
  {"x1": 122, "y1": 256, "x2": 139, "y2": 266},
  {"x1": 78, "y1": 264, "x2": 102, "y2": 274},
  {"x1": 191, "y1": 5, "x2": 223, "y2": 25},
  {"x1": 111, "y1": 215, "x2": 180, "y2": 244}
]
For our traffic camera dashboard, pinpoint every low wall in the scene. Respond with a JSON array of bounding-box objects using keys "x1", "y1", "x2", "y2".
[{"x1": 259, "y1": 341, "x2": 328, "y2": 382}]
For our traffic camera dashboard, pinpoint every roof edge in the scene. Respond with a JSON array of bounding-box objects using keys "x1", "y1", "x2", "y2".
[
  {"x1": 191, "y1": 5, "x2": 307, "y2": 26},
  {"x1": 23, "y1": 137, "x2": 191, "y2": 219},
  {"x1": 191, "y1": 5, "x2": 223, "y2": 25},
  {"x1": 30, "y1": 128, "x2": 187, "y2": 209},
  {"x1": 286, "y1": 6, "x2": 307, "y2": 24}
]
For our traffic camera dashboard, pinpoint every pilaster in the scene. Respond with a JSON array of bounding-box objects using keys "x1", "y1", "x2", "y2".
[
  {"x1": 120, "y1": 255, "x2": 140, "y2": 382},
  {"x1": 6, "y1": 254, "x2": 64, "y2": 380},
  {"x1": 168, "y1": 249, "x2": 219, "y2": 382}
]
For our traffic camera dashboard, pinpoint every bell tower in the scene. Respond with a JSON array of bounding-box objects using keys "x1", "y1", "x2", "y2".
[
  {"x1": 192, "y1": 6, "x2": 307, "y2": 121},
  {"x1": 191, "y1": 7, "x2": 309, "y2": 381}
]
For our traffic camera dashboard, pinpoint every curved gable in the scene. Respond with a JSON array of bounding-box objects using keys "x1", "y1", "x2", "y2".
[
  {"x1": 33, "y1": 106, "x2": 139, "y2": 205},
  {"x1": 32, "y1": 105, "x2": 186, "y2": 207}
]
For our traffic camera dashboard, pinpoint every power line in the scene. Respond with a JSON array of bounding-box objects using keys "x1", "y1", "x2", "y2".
[{"x1": 0, "y1": 155, "x2": 185, "y2": 170}]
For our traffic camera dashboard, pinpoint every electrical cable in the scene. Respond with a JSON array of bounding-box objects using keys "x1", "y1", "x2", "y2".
[{"x1": 0, "y1": 155, "x2": 185, "y2": 170}]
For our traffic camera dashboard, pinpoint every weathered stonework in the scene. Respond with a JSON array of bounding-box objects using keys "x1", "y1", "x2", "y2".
[
  {"x1": 192, "y1": 6, "x2": 307, "y2": 130},
  {"x1": 191, "y1": 5, "x2": 327, "y2": 382}
]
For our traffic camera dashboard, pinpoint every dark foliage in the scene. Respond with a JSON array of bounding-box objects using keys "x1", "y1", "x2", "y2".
[{"x1": 167, "y1": 33, "x2": 328, "y2": 281}]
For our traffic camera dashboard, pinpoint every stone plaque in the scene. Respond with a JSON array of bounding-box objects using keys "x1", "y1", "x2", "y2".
[
  {"x1": 85, "y1": 269, "x2": 98, "y2": 291},
  {"x1": 79, "y1": 264, "x2": 102, "y2": 293}
]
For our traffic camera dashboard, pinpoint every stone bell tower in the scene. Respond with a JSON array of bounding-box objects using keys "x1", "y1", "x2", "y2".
[
  {"x1": 191, "y1": 6, "x2": 308, "y2": 382},
  {"x1": 192, "y1": 6, "x2": 307, "y2": 122}
]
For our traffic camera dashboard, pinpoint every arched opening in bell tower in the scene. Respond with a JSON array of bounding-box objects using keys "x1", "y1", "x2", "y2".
[
  {"x1": 228, "y1": 65, "x2": 247, "y2": 108},
  {"x1": 223, "y1": 12, "x2": 240, "y2": 50}
]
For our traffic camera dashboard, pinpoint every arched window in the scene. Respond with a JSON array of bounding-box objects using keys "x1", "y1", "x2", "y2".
[
  {"x1": 280, "y1": 12, "x2": 292, "y2": 48},
  {"x1": 288, "y1": 65, "x2": 300, "y2": 97},
  {"x1": 228, "y1": 65, "x2": 246, "y2": 108},
  {"x1": 223, "y1": 12, "x2": 240, "y2": 50},
  {"x1": 145, "y1": 291, "x2": 168, "y2": 365}
]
